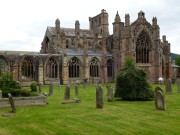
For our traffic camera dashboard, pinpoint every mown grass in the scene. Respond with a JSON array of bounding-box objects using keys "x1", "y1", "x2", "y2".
[{"x1": 0, "y1": 84, "x2": 180, "y2": 135}]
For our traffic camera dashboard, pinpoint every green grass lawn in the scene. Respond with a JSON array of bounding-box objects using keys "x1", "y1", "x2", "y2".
[{"x1": 0, "y1": 84, "x2": 180, "y2": 135}]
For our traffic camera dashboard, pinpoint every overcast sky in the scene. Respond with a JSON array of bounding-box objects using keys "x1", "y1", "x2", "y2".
[{"x1": 0, "y1": 0, "x2": 180, "y2": 54}]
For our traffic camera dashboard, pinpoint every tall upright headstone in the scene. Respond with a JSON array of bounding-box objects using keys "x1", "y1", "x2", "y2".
[
  {"x1": 177, "y1": 79, "x2": 180, "y2": 93},
  {"x1": 64, "y1": 85, "x2": 70, "y2": 100},
  {"x1": 165, "y1": 78, "x2": 172, "y2": 94},
  {"x1": 107, "y1": 86, "x2": 113, "y2": 102},
  {"x1": 49, "y1": 82, "x2": 54, "y2": 96},
  {"x1": 155, "y1": 86, "x2": 166, "y2": 110},
  {"x1": 75, "y1": 84, "x2": 79, "y2": 96},
  {"x1": 96, "y1": 85, "x2": 104, "y2": 109},
  {"x1": 8, "y1": 93, "x2": 16, "y2": 113}
]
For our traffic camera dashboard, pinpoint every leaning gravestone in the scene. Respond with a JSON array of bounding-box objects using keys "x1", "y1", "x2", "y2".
[
  {"x1": 177, "y1": 79, "x2": 180, "y2": 93},
  {"x1": 64, "y1": 85, "x2": 70, "y2": 100},
  {"x1": 48, "y1": 82, "x2": 54, "y2": 96},
  {"x1": 96, "y1": 85, "x2": 104, "y2": 109},
  {"x1": 8, "y1": 93, "x2": 16, "y2": 113},
  {"x1": 75, "y1": 84, "x2": 79, "y2": 96},
  {"x1": 107, "y1": 86, "x2": 113, "y2": 102},
  {"x1": 0, "y1": 90, "x2": 2, "y2": 98},
  {"x1": 165, "y1": 78, "x2": 172, "y2": 94},
  {"x1": 155, "y1": 86, "x2": 166, "y2": 110}
]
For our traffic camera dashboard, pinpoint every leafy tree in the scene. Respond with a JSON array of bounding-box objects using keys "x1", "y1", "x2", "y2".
[
  {"x1": 115, "y1": 57, "x2": 154, "y2": 101},
  {"x1": 175, "y1": 56, "x2": 180, "y2": 66}
]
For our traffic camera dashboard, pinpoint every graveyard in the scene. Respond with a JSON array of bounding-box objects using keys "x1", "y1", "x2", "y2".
[{"x1": 0, "y1": 83, "x2": 180, "y2": 135}]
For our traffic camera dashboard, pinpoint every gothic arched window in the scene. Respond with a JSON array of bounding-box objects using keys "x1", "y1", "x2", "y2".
[
  {"x1": 136, "y1": 31, "x2": 151, "y2": 63},
  {"x1": 21, "y1": 57, "x2": 34, "y2": 79},
  {"x1": 69, "y1": 57, "x2": 80, "y2": 78},
  {"x1": 90, "y1": 58, "x2": 99, "y2": 77},
  {"x1": 46, "y1": 58, "x2": 57, "y2": 78},
  {"x1": 0, "y1": 58, "x2": 8, "y2": 76},
  {"x1": 107, "y1": 59, "x2": 113, "y2": 77}
]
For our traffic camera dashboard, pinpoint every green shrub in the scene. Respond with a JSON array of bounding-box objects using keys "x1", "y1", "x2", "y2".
[
  {"x1": 30, "y1": 81, "x2": 37, "y2": 92},
  {"x1": 0, "y1": 72, "x2": 21, "y2": 97},
  {"x1": 115, "y1": 57, "x2": 154, "y2": 101},
  {"x1": 29, "y1": 91, "x2": 38, "y2": 96},
  {"x1": 20, "y1": 89, "x2": 31, "y2": 97}
]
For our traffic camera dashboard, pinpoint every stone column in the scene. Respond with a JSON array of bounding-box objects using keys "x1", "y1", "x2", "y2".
[
  {"x1": 62, "y1": 66, "x2": 68, "y2": 84},
  {"x1": 38, "y1": 64, "x2": 44, "y2": 84},
  {"x1": 83, "y1": 58, "x2": 89, "y2": 81},
  {"x1": 62, "y1": 56, "x2": 69, "y2": 84},
  {"x1": 12, "y1": 65, "x2": 19, "y2": 81}
]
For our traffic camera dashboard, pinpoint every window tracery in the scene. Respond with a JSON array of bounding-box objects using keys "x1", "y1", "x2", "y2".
[
  {"x1": 90, "y1": 58, "x2": 99, "y2": 77},
  {"x1": 21, "y1": 57, "x2": 34, "y2": 79},
  {"x1": 69, "y1": 57, "x2": 80, "y2": 78},
  {"x1": 136, "y1": 31, "x2": 150, "y2": 63},
  {"x1": 46, "y1": 58, "x2": 57, "y2": 78}
]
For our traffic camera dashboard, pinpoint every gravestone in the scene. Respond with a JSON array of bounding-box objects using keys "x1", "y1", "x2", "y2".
[
  {"x1": 75, "y1": 84, "x2": 79, "y2": 96},
  {"x1": 155, "y1": 86, "x2": 166, "y2": 110},
  {"x1": 83, "y1": 78, "x2": 88, "y2": 88},
  {"x1": 69, "y1": 80, "x2": 72, "y2": 87},
  {"x1": 48, "y1": 82, "x2": 54, "y2": 96},
  {"x1": 62, "y1": 98, "x2": 81, "y2": 104},
  {"x1": 177, "y1": 79, "x2": 180, "y2": 93},
  {"x1": 38, "y1": 83, "x2": 42, "y2": 94},
  {"x1": 107, "y1": 86, "x2": 113, "y2": 102},
  {"x1": 96, "y1": 85, "x2": 104, "y2": 109},
  {"x1": 165, "y1": 78, "x2": 172, "y2": 94},
  {"x1": 0, "y1": 90, "x2": 2, "y2": 98},
  {"x1": 8, "y1": 93, "x2": 16, "y2": 113},
  {"x1": 64, "y1": 85, "x2": 70, "y2": 100}
]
